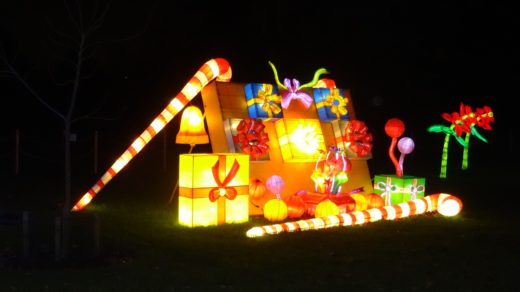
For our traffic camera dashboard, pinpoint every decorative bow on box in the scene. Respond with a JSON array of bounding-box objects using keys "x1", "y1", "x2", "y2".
[
  {"x1": 268, "y1": 61, "x2": 329, "y2": 110},
  {"x1": 244, "y1": 83, "x2": 283, "y2": 119},
  {"x1": 373, "y1": 175, "x2": 426, "y2": 206},
  {"x1": 313, "y1": 88, "x2": 349, "y2": 121},
  {"x1": 178, "y1": 153, "x2": 250, "y2": 227},
  {"x1": 208, "y1": 158, "x2": 239, "y2": 202}
]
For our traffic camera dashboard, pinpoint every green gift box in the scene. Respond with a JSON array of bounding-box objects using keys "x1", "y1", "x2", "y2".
[{"x1": 373, "y1": 175, "x2": 425, "y2": 206}]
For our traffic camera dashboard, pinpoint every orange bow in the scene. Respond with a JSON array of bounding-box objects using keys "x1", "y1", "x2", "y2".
[{"x1": 208, "y1": 158, "x2": 240, "y2": 202}]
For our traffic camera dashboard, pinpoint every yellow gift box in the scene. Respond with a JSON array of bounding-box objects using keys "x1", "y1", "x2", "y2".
[
  {"x1": 178, "y1": 153, "x2": 250, "y2": 227},
  {"x1": 274, "y1": 118, "x2": 327, "y2": 163}
]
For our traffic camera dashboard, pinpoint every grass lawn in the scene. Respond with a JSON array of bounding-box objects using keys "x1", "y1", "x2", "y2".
[{"x1": 1, "y1": 164, "x2": 518, "y2": 291}]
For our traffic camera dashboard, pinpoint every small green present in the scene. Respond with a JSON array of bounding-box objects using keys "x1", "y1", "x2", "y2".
[{"x1": 373, "y1": 175, "x2": 425, "y2": 206}]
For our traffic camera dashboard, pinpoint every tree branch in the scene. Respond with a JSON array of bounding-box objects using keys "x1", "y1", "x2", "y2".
[
  {"x1": 73, "y1": 104, "x2": 127, "y2": 123},
  {"x1": 1, "y1": 45, "x2": 65, "y2": 120},
  {"x1": 87, "y1": 1, "x2": 155, "y2": 48}
]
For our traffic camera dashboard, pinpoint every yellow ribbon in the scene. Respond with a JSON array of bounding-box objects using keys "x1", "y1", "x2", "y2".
[
  {"x1": 247, "y1": 84, "x2": 282, "y2": 118},
  {"x1": 324, "y1": 88, "x2": 348, "y2": 120}
]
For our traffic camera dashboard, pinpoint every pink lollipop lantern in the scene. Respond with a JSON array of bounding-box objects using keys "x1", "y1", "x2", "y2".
[
  {"x1": 266, "y1": 175, "x2": 285, "y2": 199},
  {"x1": 397, "y1": 137, "x2": 415, "y2": 175}
]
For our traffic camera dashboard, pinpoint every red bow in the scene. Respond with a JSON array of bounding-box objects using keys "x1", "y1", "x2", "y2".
[
  {"x1": 208, "y1": 158, "x2": 240, "y2": 202},
  {"x1": 344, "y1": 120, "x2": 373, "y2": 157},
  {"x1": 232, "y1": 118, "x2": 270, "y2": 160}
]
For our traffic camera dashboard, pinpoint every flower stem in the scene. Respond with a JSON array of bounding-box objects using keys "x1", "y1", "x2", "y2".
[
  {"x1": 440, "y1": 133, "x2": 451, "y2": 179},
  {"x1": 462, "y1": 133, "x2": 471, "y2": 170}
]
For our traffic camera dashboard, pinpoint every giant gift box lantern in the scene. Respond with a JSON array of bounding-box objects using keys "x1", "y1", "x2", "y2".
[
  {"x1": 178, "y1": 153, "x2": 249, "y2": 227},
  {"x1": 201, "y1": 62, "x2": 374, "y2": 215}
]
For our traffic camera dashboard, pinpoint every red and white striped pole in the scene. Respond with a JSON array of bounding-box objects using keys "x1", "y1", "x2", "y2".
[
  {"x1": 72, "y1": 58, "x2": 232, "y2": 211},
  {"x1": 246, "y1": 193, "x2": 463, "y2": 238}
]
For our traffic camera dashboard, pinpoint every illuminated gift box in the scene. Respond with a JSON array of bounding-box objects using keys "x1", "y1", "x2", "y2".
[
  {"x1": 178, "y1": 153, "x2": 250, "y2": 227},
  {"x1": 373, "y1": 175, "x2": 425, "y2": 206},
  {"x1": 313, "y1": 88, "x2": 349, "y2": 122},
  {"x1": 244, "y1": 83, "x2": 283, "y2": 119},
  {"x1": 330, "y1": 120, "x2": 373, "y2": 160},
  {"x1": 274, "y1": 118, "x2": 327, "y2": 162}
]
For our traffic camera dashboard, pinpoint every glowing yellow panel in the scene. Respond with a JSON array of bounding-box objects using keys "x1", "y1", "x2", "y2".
[
  {"x1": 274, "y1": 118, "x2": 326, "y2": 162},
  {"x1": 178, "y1": 153, "x2": 249, "y2": 227}
]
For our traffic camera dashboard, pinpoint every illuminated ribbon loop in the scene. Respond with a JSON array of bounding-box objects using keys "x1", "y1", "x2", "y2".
[
  {"x1": 344, "y1": 120, "x2": 373, "y2": 157},
  {"x1": 208, "y1": 159, "x2": 240, "y2": 202},
  {"x1": 324, "y1": 89, "x2": 348, "y2": 119},
  {"x1": 377, "y1": 181, "x2": 397, "y2": 206},
  {"x1": 233, "y1": 118, "x2": 269, "y2": 160},
  {"x1": 72, "y1": 58, "x2": 232, "y2": 211},
  {"x1": 281, "y1": 78, "x2": 313, "y2": 109},
  {"x1": 408, "y1": 184, "x2": 425, "y2": 201}
]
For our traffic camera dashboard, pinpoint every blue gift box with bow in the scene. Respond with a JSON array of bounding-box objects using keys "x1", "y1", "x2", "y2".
[
  {"x1": 313, "y1": 88, "x2": 349, "y2": 122},
  {"x1": 244, "y1": 83, "x2": 283, "y2": 119}
]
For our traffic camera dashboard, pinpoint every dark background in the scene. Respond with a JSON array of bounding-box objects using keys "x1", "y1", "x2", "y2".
[{"x1": 0, "y1": 1, "x2": 517, "y2": 207}]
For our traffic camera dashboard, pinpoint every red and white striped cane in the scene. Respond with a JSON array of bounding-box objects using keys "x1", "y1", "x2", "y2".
[
  {"x1": 72, "y1": 58, "x2": 232, "y2": 211},
  {"x1": 246, "y1": 193, "x2": 463, "y2": 238}
]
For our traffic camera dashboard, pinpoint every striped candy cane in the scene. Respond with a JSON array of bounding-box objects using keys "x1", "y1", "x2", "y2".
[
  {"x1": 246, "y1": 193, "x2": 462, "y2": 238},
  {"x1": 71, "y1": 58, "x2": 232, "y2": 211}
]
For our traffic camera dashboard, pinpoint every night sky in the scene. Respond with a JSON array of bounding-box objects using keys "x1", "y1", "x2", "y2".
[{"x1": 1, "y1": 1, "x2": 517, "y2": 201}]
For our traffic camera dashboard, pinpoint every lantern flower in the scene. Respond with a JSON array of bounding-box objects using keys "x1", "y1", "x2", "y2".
[
  {"x1": 428, "y1": 102, "x2": 494, "y2": 178},
  {"x1": 268, "y1": 61, "x2": 329, "y2": 109},
  {"x1": 312, "y1": 145, "x2": 349, "y2": 194},
  {"x1": 397, "y1": 137, "x2": 415, "y2": 175},
  {"x1": 384, "y1": 118, "x2": 405, "y2": 177}
]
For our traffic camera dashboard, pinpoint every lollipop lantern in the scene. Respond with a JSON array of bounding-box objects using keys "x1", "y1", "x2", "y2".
[
  {"x1": 266, "y1": 175, "x2": 285, "y2": 199},
  {"x1": 385, "y1": 118, "x2": 405, "y2": 177},
  {"x1": 398, "y1": 137, "x2": 415, "y2": 174},
  {"x1": 385, "y1": 118, "x2": 405, "y2": 138},
  {"x1": 398, "y1": 137, "x2": 415, "y2": 154}
]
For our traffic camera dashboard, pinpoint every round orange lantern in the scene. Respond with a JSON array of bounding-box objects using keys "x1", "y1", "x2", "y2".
[
  {"x1": 350, "y1": 194, "x2": 368, "y2": 211},
  {"x1": 249, "y1": 178, "x2": 267, "y2": 200},
  {"x1": 365, "y1": 193, "x2": 385, "y2": 208},
  {"x1": 263, "y1": 198, "x2": 288, "y2": 222},
  {"x1": 284, "y1": 195, "x2": 306, "y2": 219},
  {"x1": 315, "y1": 199, "x2": 339, "y2": 218}
]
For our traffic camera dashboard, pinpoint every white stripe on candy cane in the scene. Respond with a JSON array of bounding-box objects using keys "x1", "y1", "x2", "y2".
[
  {"x1": 71, "y1": 59, "x2": 232, "y2": 212},
  {"x1": 246, "y1": 193, "x2": 463, "y2": 238}
]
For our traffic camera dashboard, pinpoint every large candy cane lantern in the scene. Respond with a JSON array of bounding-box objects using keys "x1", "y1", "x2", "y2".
[
  {"x1": 71, "y1": 59, "x2": 232, "y2": 211},
  {"x1": 246, "y1": 193, "x2": 463, "y2": 238}
]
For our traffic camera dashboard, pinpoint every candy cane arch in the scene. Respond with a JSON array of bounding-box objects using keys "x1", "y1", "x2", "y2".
[
  {"x1": 246, "y1": 193, "x2": 462, "y2": 238},
  {"x1": 72, "y1": 58, "x2": 232, "y2": 211}
]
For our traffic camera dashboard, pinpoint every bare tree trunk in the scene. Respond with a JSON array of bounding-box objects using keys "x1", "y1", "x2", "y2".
[
  {"x1": 64, "y1": 124, "x2": 72, "y2": 214},
  {"x1": 15, "y1": 129, "x2": 20, "y2": 175},
  {"x1": 62, "y1": 124, "x2": 72, "y2": 259}
]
